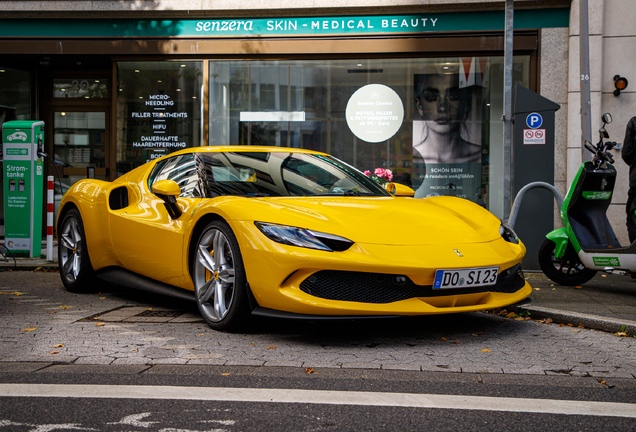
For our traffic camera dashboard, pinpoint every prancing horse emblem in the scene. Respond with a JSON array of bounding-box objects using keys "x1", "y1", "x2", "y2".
[{"x1": 454, "y1": 249, "x2": 463, "y2": 257}]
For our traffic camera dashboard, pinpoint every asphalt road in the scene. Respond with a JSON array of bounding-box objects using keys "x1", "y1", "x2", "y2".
[
  {"x1": 1, "y1": 364, "x2": 636, "y2": 431},
  {"x1": 1, "y1": 271, "x2": 636, "y2": 431}
]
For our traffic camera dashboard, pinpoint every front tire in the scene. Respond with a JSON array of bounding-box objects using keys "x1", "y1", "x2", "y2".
[
  {"x1": 538, "y1": 239, "x2": 596, "y2": 286},
  {"x1": 58, "y1": 208, "x2": 96, "y2": 293},
  {"x1": 192, "y1": 220, "x2": 250, "y2": 331}
]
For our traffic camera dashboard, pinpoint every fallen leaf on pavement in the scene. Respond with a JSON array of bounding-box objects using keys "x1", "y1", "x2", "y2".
[
  {"x1": 305, "y1": 367, "x2": 314, "y2": 374},
  {"x1": 50, "y1": 311, "x2": 56, "y2": 314},
  {"x1": 99, "y1": 297, "x2": 106, "y2": 300},
  {"x1": 250, "y1": 343, "x2": 255, "y2": 346},
  {"x1": 534, "y1": 288, "x2": 541, "y2": 290},
  {"x1": 0, "y1": 292, "x2": 22, "y2": 295},
  {"x1": 615, "y1": 332, "x2": 628, "y2": 337},
  {"x1": 472, "y1": 332, "x2": 484, "y2": 336},
  {"x1": 440, "y1": 337, "x2": 447, "y2": 341},
  {"x1": 559, "y1": 323, "x2": 565, "y2": 327},
  {"x1": 513, "y1": 317, "x2": 525, "y2": 321},
  {"x1": 222, "y1": 373, "x2": 231, "y2": 376},
  {"x1": 506, "y1": 312, "x2": 516, "y2": 318},
  {"x1": 58, "y1": 305, "x2": 72, "y2": 310},
  {"x1": 567, "y1": 323, "x2": 574, "y2": 327},
  {"x1": 572, "y1": 329, "x2": 581, "y2": 332},
  {"x1": 96, "y1": 323, "x2": 105, "y2": 327},
  {"x1": 451, "y1": 340, "x2": 460, "y2": 344},
  {"x1": 49, "y1": 351, "x2": 59, "y2": 354},
  {"x1": 267, "y1": 345, "x2": 276, "y2": 350},
  {"x1": 575, "y1": 286, "x2": 582, "y2": 289},
  {"x1": 197, "y1": 333, "x2": 205, "y2": 336},
  {"x1": 132, "y1": 348, "x2": 137, "y2": 351},
  {"x1": 600, "y1": 380, "x2": 606, "y2": 384},
  {"x1": 146, "y1": 308, "x2": 153, "y2": 311},
  {"x1": 21, "y1": 328, "x2": 36, "y2": 332},
  {"x1": 481, "y1": 349, "x2": 491, "y2": 352},
  {"x1": 53, "y1": 344, "x2": 64, "y2": 348}
]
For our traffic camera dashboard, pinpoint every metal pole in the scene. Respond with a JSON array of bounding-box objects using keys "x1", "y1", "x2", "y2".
[
  {"x1": 580, "y1": 0, "x2": 593, "y2": 161},
  {"x1": 46, "y1": 176, "x2": 54, "y2": 262},
  {"x1": 503, "y1": 0, "x2": 514, "y2": 220}
]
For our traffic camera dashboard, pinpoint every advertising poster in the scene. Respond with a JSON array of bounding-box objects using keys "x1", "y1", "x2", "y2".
[{"x1": 412, "y1": 58, "x2": 486, "y2": 201}]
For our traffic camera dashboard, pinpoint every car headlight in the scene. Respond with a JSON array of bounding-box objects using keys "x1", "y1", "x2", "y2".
[
  {"x1": 499, "y1": 221, "x2": 519, "y2": 244},
  {"x1": 255, "y1": 222, "x2": 353, "y2": 252}
]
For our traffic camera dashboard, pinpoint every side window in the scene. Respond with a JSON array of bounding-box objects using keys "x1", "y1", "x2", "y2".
[{"x1": 148, "y1": 154, "x2": 200, "y2": 197}]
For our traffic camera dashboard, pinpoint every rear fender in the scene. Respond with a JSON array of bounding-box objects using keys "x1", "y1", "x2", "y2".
[{"x1": 546, "y1": 228, "x2": 570, "y2": 259}]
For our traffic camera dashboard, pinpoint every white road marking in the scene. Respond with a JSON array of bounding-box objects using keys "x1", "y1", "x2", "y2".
[
  {"x1": 107, "y1": 412, "x2": 158, "y2": 428},
  {"x1": 1, "y1": 384, "x2": 635, "y2": 419}
]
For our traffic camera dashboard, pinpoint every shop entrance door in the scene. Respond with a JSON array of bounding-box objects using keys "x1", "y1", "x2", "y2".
[
  {"x1": 45, "y1": 73, "x2": 112, "y2": 217},
  {"x1": 49, "y1": 108, "x2": 110, "y2": 215}
]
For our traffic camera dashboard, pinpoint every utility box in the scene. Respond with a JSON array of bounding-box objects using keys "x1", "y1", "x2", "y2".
[
  {"x1": 511, "y1": 85, "x2": 560, "y2": 269},
  {"x1": 2, "y1": 120, "x2": 44, "y2": 257}
]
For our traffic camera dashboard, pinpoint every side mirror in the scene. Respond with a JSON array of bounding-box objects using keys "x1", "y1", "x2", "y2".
[
  {"x1": 385, "y1": 182, "x2": 415, "y2": 197},
  {"x1": 600, "y1": 127, "x2": 609, "y2": 139},
  {"x1": 152, "y1": 179, "x2": 182, "y2": 219},
  {"x1": 602, "y1": 113, "x2": 612, "y2": 124}
]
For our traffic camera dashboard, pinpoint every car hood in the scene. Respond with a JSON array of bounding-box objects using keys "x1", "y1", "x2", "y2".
[{"x1": 213, "y1": 195, "x2": 502, "y2": 246}]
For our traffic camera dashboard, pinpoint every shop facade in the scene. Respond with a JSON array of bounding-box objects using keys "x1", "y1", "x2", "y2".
[{"x1": 1, "y1": 1, "x2": 576, "y2": 264}]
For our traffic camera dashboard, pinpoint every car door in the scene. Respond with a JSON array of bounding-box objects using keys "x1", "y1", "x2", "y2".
[{"x1": 109, "y1": 153, "x2": 201, "y2": 287}]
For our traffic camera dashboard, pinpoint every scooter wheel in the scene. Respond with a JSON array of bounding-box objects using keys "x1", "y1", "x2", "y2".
[{"x1": 538, "y1": 239, "x2": 596, "y2": 286}]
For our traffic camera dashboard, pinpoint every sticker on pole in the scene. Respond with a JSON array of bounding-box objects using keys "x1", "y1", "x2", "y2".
[{"x1": 523, "y1": 129, "x2": 546, "y2": 145}]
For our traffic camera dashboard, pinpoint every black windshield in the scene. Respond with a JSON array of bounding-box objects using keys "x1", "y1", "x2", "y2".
[{"x1": 193, "y1": 151, "x2": 391, "y2": 198}]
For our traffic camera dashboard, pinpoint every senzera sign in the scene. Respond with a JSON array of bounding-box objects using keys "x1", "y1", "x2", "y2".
[{"x1": 0, "y1": 9, "x2": 570, "y2": 38}]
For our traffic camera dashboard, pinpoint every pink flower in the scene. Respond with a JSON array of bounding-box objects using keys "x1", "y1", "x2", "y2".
[
  {"x1": 374, "y1": 168, "x2": 393, "y2": 181},
  {"x1": 363, "y1": 170, "x2": 371, "y2": 176}
]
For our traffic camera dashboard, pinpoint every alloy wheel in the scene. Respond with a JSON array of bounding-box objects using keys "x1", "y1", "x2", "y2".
[
  {"x1": 60, "y1": 216, "x2": 83, "y2": 283},
  {"x1": 193, "y1": 227, "x2": 236, "y2": 322}
]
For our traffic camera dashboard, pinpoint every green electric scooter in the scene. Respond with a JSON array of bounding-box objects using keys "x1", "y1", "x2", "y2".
[{"x1": 538, "y1": 113, "x2": 635, "y2": 285}]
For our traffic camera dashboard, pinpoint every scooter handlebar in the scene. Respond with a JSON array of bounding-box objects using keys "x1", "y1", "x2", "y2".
[{"x1": 584, "y1": 141, "x2": 597, "y2": 154}]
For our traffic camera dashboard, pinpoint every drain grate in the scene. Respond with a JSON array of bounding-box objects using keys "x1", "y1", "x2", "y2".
[
  {"x1": 135, "y1": 309, "x2": 184, "y2": 318},
  {"x1": 81, "y1": 305, "x2": 203, "y2": 324}
]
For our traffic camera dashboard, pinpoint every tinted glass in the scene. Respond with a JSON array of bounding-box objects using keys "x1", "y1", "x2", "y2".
[
  {"x1": 149, "y1": 153, "x2": 199, "y2": 197},
  {"x1": 193, "y1": 151, "x2": 390, "y2": 198}
]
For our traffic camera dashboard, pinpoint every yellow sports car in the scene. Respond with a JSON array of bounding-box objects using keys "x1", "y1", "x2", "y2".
[{"x1": 57, "y1": 146, "x2": 531, "y2": 330}]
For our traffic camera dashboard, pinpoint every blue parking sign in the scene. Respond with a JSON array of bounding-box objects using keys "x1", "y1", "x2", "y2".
[{"x1": 526, "y1": 113, "x2": 543, "y2": 129}]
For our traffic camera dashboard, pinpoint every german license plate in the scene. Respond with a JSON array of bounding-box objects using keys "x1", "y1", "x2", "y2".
[{"x1": 433, "y1": 267, "x2": 499, "y2": 289}]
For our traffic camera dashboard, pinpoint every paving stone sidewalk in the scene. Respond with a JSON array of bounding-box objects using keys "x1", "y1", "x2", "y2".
[{"x1": 1, "y1": 271, "x2": 635, "y2": 378}]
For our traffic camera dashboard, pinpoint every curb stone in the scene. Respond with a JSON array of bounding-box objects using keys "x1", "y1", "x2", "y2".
[{"x1": 509, "y1": 302, "x2": 636, "y2": 335}]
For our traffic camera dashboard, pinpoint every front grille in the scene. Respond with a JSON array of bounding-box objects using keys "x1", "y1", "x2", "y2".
[{"x1": 299, "y1": 264, "x2": 525, "y2": 304}]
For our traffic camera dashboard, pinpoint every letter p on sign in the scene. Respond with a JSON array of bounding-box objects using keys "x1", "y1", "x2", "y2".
[{"x1": 526, "y1": 112, "x2": 543, "y2": 129}]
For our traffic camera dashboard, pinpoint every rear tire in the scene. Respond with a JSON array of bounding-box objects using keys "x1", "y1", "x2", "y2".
[
  {"x1": 538, "y1": 239, "x2": 596, "y2": 286},
  {"x1": 58, "y1": 209, "x2": 96, "y2": 293}
]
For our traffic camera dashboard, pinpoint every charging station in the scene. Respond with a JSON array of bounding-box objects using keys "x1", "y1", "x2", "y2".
[{"x1": 2, "y1": 120, "x2": 44, "y2": 257}]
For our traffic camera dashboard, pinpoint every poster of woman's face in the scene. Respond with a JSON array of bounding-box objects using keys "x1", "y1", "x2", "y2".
[{"x1": 412, "y1": 66, "x2": 484, "y2": 201}]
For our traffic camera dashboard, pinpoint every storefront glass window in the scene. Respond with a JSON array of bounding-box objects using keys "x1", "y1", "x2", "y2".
[
  {"x1": 53, "y1": 78, "x2": 108, "y2": 99},
  {"x1": 116, "y1": 61, "x2": 203, "y2": 177},
  {"x1": 209, "y1": 57, "x2": 530, "y2": 215},
  {"x1": 0, "y1": 67, "x2": 30, "y2": 124}
]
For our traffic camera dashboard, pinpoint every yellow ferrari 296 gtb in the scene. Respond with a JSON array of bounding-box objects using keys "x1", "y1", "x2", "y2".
[{"x1": 57, "y1": 146, "x2": 531, "y2": 331}]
